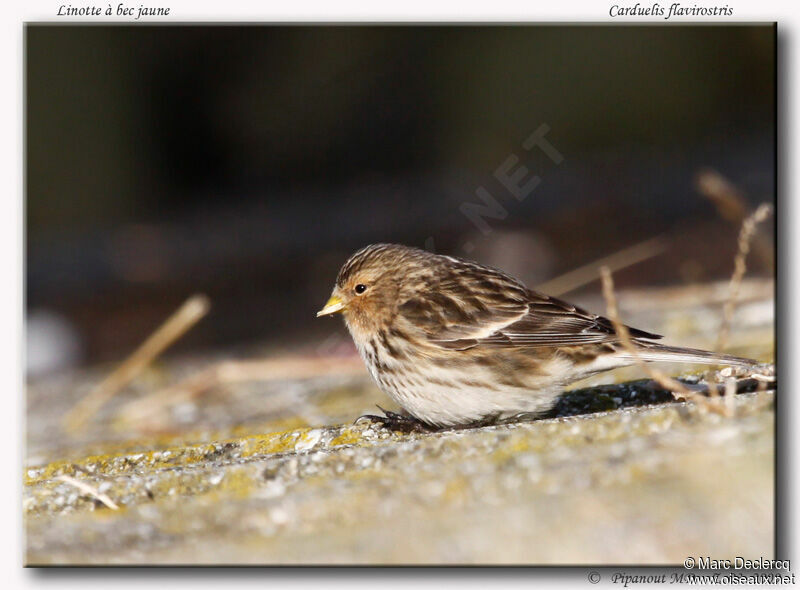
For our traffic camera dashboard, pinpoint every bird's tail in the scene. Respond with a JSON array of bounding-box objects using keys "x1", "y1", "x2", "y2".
[{"x1": 621, "y1": 342, "x2": 758, "y2": 368}]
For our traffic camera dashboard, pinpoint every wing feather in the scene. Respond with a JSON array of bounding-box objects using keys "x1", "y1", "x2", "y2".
[{"x1": 395, "y1": 255, "x2": 661, "y2": 351}]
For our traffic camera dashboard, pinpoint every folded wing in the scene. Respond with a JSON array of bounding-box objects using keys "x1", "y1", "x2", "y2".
[{"x1": 397, "y1": 259, "x2": 661, "y2": 351}]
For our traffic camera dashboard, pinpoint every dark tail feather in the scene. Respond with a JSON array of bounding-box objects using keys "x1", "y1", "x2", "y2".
[{"x1": 622, "y1": 342, "x2": 758, "y2": 368}]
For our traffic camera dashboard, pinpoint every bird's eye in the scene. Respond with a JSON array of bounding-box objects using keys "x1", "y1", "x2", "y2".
[{"x1": 354, "y1": 284, "x2": 368, "y2": 295}]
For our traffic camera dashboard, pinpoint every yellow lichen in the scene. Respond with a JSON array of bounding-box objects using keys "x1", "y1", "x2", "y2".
[
  {"x1": 217, "y1": 469, "x2": 258, "y2": 499},
  {"x1": 329, "y1": 428, "x2": 364, "y2": 447},
  {"x1": 25, "y1": 426, "x2": 321, "y2": 487}
]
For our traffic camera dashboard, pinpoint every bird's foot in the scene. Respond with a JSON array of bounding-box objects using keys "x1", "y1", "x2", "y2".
[{"x1": 356, "y1": 406, "x2": 436, "y2": 433}]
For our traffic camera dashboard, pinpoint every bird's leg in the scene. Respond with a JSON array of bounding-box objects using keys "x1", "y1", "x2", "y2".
[{"x1": 356, "y1": 405, "x2": 437, "y2": 433}]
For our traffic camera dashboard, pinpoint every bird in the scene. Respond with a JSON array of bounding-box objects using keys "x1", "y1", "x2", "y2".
[{"x1": 316, "y1": 243, "x2": 757, "y2": 429}]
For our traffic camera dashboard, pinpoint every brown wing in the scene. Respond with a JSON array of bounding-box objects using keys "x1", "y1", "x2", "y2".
[
  {"x1": 396, "y1": 263, "x2": 530, "y2": 346},
  {"x1": 396, "y1": 254, "x2": 661, "y2": 351},
  {"x1": 475, "y1": 290, "x2": 662, "y2": 348},
  {"x1": 405, "y1": 284, "x2": 660, "y2": 351}
]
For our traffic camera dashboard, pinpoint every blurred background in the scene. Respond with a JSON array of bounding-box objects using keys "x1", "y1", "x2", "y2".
[{"x1": 26, "y1": 25, "x2": 775, "y2": 375}]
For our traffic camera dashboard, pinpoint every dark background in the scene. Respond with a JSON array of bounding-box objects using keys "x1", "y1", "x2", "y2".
[{"x1": 25, "y1": 25, "x2": 776, "y2": 372}]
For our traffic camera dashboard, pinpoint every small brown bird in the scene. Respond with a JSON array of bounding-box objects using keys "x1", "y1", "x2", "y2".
[{"x1": 317, "y1": 243, "x2": 755, "y2": 428}]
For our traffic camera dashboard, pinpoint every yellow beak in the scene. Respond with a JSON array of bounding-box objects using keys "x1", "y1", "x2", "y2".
[{"x1": 316, "y1": 295, "x2": 345, "y2": 317}]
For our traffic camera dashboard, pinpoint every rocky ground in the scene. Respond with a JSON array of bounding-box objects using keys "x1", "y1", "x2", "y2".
[{"x1": 24, "y1": 279, "x2": 775, "y2": 565}]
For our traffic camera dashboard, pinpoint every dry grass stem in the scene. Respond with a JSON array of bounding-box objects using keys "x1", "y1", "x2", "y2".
[
  {"x1": 724, "y1": 377, "x2": 737, "y2": 416},
  {"x1": 750, "y1": 373, "x2": 775, "y2": 383},
  {"x1": 696, "y1": 169, "x2": 773, "y2": 271},
  {"x1": 117, "y1": 355, "x2": 366, "y2": 425},
  {"x1": 716, "y1": 203, "x2": 773, "y2": 352},
  {"x1": 695, "y1": 168, "x2": 748, "y2": 223},
  {"x1": 63, "y1": 294, "x2": 211, "y2": 434},
  {"x1": 536, "y1": 236, "x2": 666, "y2": 296},
  {"x1": 55, "y1": 475, "x2": 119, "y2": 510},
  {"x1": 600, "y1": 266, "x2": 728, "y2": 416}
]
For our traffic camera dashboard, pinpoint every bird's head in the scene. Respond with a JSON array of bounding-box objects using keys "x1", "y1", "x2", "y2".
[{"x1": 316, "y1": 244, "x2": 429, "y2": 335}]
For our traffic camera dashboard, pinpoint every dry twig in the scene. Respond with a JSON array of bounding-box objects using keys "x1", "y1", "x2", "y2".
[
  {"x1": 724, "y1": 377, "x2": 737, "y2": 416},
  {"x1": 63, "y1": 294, "x2": 211, "y2": 434},
  {"x1": 695, "y1": 168, "x2": 749, "y2": 223},
  {"x1": 535, "y1": 236, "x2": 666, "y2": 296},
  {"x1": 716, "y1": 203, "x2": 773, "y2": 352},
  {"x1": 116, "y1": 355, "x2": 366, "y2": 426},
  {"x1": 695, "y1": 169, "x2": 774, "y2": 271},
  {"x1": 55, "y1": 475, "x2": 119, "y2": 510},
  {"x1": 600, "y1": 266, "x2": 731, "y2": 416}
]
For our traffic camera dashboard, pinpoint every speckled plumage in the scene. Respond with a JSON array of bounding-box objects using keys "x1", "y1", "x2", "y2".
[{"x1": 319, "y1": 243, "x2": 755, "y2": 427}]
